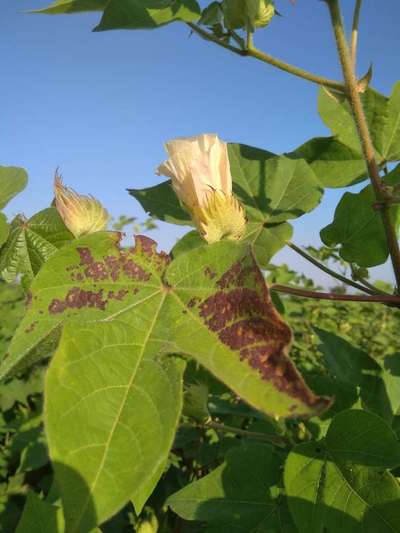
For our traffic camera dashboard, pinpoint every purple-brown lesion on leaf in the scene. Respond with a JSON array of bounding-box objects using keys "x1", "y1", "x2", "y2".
[
  {"x1": 133, "y1": 235, "x2": 171, "y2": 271},
  {"x1": 187, "y1": 297, "x2": 201, "y2": 309},
  {"x1": 48, "y1": 287, "x2": 107, "y2": 314},
  {"x1": 26, "y1": 291, "x2": 33, "y2": 308},
  {"x1": 108, "y1": 289, "x2": 129, "y2": 301},
  {"x1": 66, "y1": 235, "x2": 170, "y2": 286},
  {"x1": 197, "y1": 256, "x2": 331, "y2": 414},
  {"x1": 204, "y1": 267, "x2": 216, "y2": 279},
  {"x1": 24, "y1": 321, "x2": 38, "y2": 334}
]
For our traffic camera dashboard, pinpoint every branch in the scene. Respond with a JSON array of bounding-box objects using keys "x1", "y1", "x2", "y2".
[
  {"x1": 286, "y1": 242, "x2": 381, "y2": 295},
  {"x1": 187, "y1": 23, "x2": 345, "y2": 92},
  {"x1": 271, "y1": 284, "x2": 400, "y2": 305},
  {"x1": 351, "y1": 0, "x2": 363, "y2": 70},
  {"x1": 326, "y1": 0, "x2": 400, "y2": 292}
]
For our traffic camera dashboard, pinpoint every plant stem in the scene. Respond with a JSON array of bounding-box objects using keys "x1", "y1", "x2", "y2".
[
  {"x1": 271, "y1": 284, "x2": 400, "y2": 305},
  {"x1": 326, "y1": 0, "x2": 400, "y2": 292},
  {"x1": 187, "y1": 22, "x2": 244, "y2": 56},
  {"x1": 351, "y1": 0, "x2": 362, "y2": 70},
  {"x1": 287, "y1": 241, "x2": 380, "y2": 295},
  {"x1": 200, "y1": 420, "x2": 289, "y2": 448},
  {"x1": 245, "y1": 45, "x2": 345, "y2": 92},
  {"x1": 187, "y1": 23, "x2": 345, "y2": 92}
]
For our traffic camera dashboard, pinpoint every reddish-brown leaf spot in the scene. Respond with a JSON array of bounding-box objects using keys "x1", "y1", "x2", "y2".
[
  {"x1": 24, "y1": 321, "x2": 38, "y2": 334},
  {"x1": 48, "y1": 288, "x2": 107, "y2": 314},
  {"x1": 198, "y1": 257, "x2": 331, "y2": 414}
]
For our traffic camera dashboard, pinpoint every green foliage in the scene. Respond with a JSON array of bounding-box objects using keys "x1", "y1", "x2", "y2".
[
  {"x1": 289, "y1": 84, "x2": 400, "y2": 187},
  {"x1": 5, "y1": 2, "x2": 400, "y2": 532},
  {"x1": 46, "y1": 320, "x2": 185, "y2": 530},
  {"x1": 285, "y1": 410, "x2": 400, "y2": 533},
  {"x1": 95, "y1": 0, "x2": 201, "y2": 31},
  {"x1": 4, "y1": 233, "x2": 328, "y2": 418},
  {"x1": 0, "y1": 167, "x2": 28, "y2": 210},
  {"x1": 320, "y1": 164, "x2": 400, "y2": 267},
  {"x1": 168, "y1": 442, "x2": 288, "y2": 531},
  {"x1": 0, "y1": 208, "x2": 73, "y2": 289}
]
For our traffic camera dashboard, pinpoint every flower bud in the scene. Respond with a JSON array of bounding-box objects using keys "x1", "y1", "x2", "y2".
[
  {"x1": 223, "y1": 0, "x2": 275, "y2": 31},
  {"x1": 54, "y1": 173, "x2": 110, "y2": 238},
  {"x1": 157, "y1": 134, "x2": 246, "y2": 244}
]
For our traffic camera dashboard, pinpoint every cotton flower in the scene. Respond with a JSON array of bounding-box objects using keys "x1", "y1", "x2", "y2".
[
  {"x1": 157, "y1": 134, "x2": 246, "y2": 244},
  {"x1": 54, "y1": 172, "x2": 110, "y2": 238}
]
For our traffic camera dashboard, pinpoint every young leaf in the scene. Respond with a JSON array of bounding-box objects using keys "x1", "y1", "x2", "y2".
[
  {"x1": 0, "y1": 208, "x2": 74, "y2": 286},
  {"x1": 0, "y1": 166, "x2": 28, "y2": 209},
  {"x1": 168, "y1": 443, "x2": 285, "y2": 531},
  {"x1": 320, "y1": 163, "x2": 400, "y2": 267},
  {"x1": 285, "y1": 410, "x2": 400, "y2": 533},
  {"x1": 45, "y1": 320, "x2": 185, "y2": 531},
  {"x1": 3, "y1": 233, "x2": 330, "y2": 418},
  {"x1": 95, "y1": 0, "x2": 201, "y2": 31}
]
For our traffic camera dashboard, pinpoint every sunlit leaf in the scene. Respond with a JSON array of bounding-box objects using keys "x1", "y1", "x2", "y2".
[
  {"x1": 0, "y1": 166, "x2": 28, "y2": 210},
  {"x1": 4, "y1": 233, "x2": 330, "y2": 419},
  {"x1": 31, "y1": 0, "x2": 107, "y2": 14},
  {"x1": 0, "y1": 208, "x2": 74, "y2": 286},
  {"x1": 320, "y1": 164, "x2": 400, "y2": 267},
  {"x1": 46, "y1": 320, "x2": 185, "y2": 530},
  {"x1": 95, "y1": 0, "x2": 201, "y2": 31}
]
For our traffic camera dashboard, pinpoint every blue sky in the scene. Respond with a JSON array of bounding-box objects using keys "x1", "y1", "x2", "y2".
[{"x1": 1, "y1": 0, "x2": 400, "y2": 285}]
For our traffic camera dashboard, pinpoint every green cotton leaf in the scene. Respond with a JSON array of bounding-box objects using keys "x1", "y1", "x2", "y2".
[
  {"x1": 3, "y1": 233, "x2": 330, "y2": 419},
  {"x1": 31, "y1": 0, "x2": 107, "y2": 13},
  {"x1": 94, "y1": 0, "x2": 201, "y2": 31},
  {"x1": 314, "y1": 327, "x2": 380, "y2": 385},
  {"x1": 15, "y1": 492, "x2": 64, "y2": 533},
  {"x1": 320, "y1": 163, "x2": 400, "y2": 267},
  {"x1": 318, "y1": 87, "x2": 388, "y2": 158},
  {"x1": 243, "y1": 221, "x2": 293, "y2": 268},
  {"x1": 131, "y1": 143, "x2": 322, "y2": 267},
  {"x1": 382, "y1": 81, "x2": 400, "y2": 160},
  {"x1": 314, "y1": 329, "x2": 400, "y2": 424},
  {"x1": 0, "y1": 208, "x2": 74, "y2": 286},
  {"x1": 0, "y1": 213, "x2": 9, "y2": 248},
  {"x1": 360, "y1": 353, "x2": 400, "y2": 424},
  {"x1": 288, "y1": 84, "x2": 400, "y2": 188},
  {"x1": 326, "y1": 410, "x2": 400, "y2": 469},
  {"x1": 228, "y1": 145, "x2": 322, "y2": 224},
  {"x1": 128, "y1": 181, "x2": 191, "y2": 226},
  {"x1": 45, "y1": 320, "x2": 185, "y2": 531},
  {"x1": 286, "y1": 136, "x2": 367, "y2": 188},
  {"x1": 0, "y1": 166, "x2": 28, "y2": 209},
  {"x1": 168, "y1": 443, "x2": 286, "y2": 531},
  {"x1": 285, "y1": 410, "x2": 400, "y2": 533},
  {"x1": 171, "y1": 230, "x2": 205, "y2": 258}
]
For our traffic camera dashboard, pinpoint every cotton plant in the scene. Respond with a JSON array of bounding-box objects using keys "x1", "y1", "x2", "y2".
[{"x1": 2, "y1": 1, "x2": 400, "y2": 533}]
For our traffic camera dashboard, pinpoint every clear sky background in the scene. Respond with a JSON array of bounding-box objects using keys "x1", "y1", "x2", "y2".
[{"x1": 1, "y1": 0, "x2": 400, "y2": 286}]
